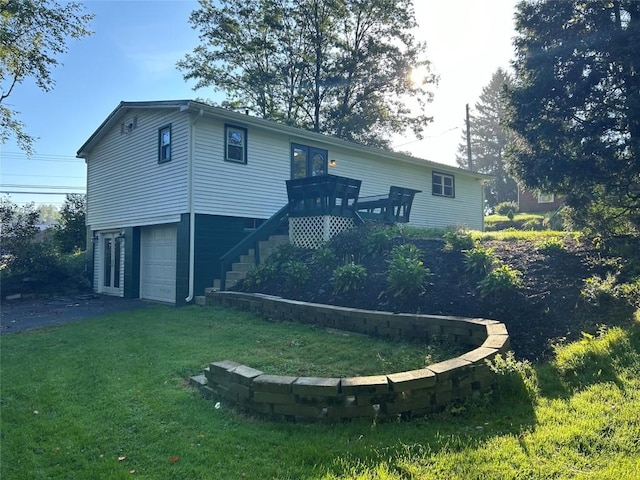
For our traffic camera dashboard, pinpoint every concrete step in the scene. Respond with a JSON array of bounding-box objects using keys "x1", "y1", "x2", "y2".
[{"x1": 231, "y1": 261, "x2": 255, "y2": 273}]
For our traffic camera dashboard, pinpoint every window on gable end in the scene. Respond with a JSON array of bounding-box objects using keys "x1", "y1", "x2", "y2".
[
  {"x1": 158, "y1": 125, "x2": 171, "y2": 163},
  {"x1": 432, "y1": 172, "x2": 455, "y2": 198},
  {"x1": 225, "y1": 124, "x2": 247, "y2": 164}
]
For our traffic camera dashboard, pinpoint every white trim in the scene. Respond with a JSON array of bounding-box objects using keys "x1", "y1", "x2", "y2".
[{"x1": 91, "y1": 215, "x2": 181, "y2": 232}]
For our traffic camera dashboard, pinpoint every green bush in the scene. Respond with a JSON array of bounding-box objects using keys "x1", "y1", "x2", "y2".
[
  {"x1": 363, "y1": 226, "x2": 396, "y2": 256},
  {"x1": 580, "y1": 274, "x2": 618, "y2": 306},
  {"x1": 331, "y1": 262, "x2": 367, "y2": 294},
  {"x1": 464, "y1": 247, "x2": 496, "y2": 276},
  {"x1": 478, "y1": 264, "x2": 523, "y2": 297},
  {"x1": 536, "y1": 237, "x2": 565, "y2": 253},
  {"x1": 282, "y1": 260, "x2": 310, "y2": 289},
  {"x1": 443, "y1": 229, "x2": 475, "y2": 252},
  {"x1": 242, "y1": 263, "x2": 278, "y2": 289},
  {"x1": 386, "y1": 244, "x2": 430, "y2": 298},
  {"x1": 487, "y1": 351, "x2": 539, "y2": 401},
  {"x1": 312, "y1": 246, "x2": 339, "y2": 270},
  {"x1": 495, "y1": 201, "x2": 519, "y2": 215}
]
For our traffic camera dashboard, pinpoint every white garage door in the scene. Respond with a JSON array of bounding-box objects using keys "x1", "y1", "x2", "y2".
[{"x1": 140, "y1": 224, "x2": 177, "y2": 303}]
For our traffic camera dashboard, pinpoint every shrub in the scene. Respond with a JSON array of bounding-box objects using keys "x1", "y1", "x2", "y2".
[
  {"x1": 443, "y1": 229, "x2": 475, "y2": 252},
  {"x1": 363, "y1": 226, "x2": 396, "y2": 257},
  {"x1": 464, "y1": 247, "x2": 496, "y2": 276},
  {"x1": 478, "y1": 264, "x2": 523, "y2": 297},
  {"x1": 386, "y1": 244, "x2": 430, "y2": 298},
  {"x1": 331, "y1": 262, "x2": 367, "y2": 294},
  {"x1": 536, "y1": 237, "x2": 565, "y2": 253},
  {"x1": 242, "y1": 263, "x2": 278, "y2": 289},
  {"x1": 580, "y1": 274, "x2": 617, "y2": 306},
  {"x1": 312, "y1": 246, "x2": 338, "y2": 270},
  {"x1": 495, "y1": 201, "x2": 519, "y2": 215},
  {"x1": 487, "y1": 351, "x2": 538, "y2": 401},
  {"x1": 282, "y1": 260, "x2": 310, "y2": 289}
]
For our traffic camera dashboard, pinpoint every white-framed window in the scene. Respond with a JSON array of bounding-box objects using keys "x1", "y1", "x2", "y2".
[
  {"x1": 537, "y1": 192, "x2": 555, "y2": 203},
  {"x1": 225, "y1": 124, "x2": 247, "y2": 164},
  {"x1": 158, "y1": 124, "x2": 171, "y2": 163},
  {"x1": 432, "y1": 171, "x2": 455, "y2": 198}
]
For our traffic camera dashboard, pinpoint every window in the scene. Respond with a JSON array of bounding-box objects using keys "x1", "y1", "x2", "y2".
[
  {"x1": 432, "y1": 172, "x2": 455, "y2": 197},
  {"x1": 291, "y1": 143, "x2": 327, "y2": 178},
  {"x1": 537, "y1": 192, "x2": 555, "y2": 203},
  {"x1": 158, "y1": 125, "x2": 171, "y2": 163},
  {"x1": 225, "y1": 125, "x2": 247, "y2": 164}
]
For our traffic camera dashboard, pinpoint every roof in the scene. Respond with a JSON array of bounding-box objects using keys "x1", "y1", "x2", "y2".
[{"x1": 76, "y1": 100, "x2": 491, "y2": 181}]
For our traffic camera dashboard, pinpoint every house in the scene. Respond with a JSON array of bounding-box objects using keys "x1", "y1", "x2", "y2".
[
  {"x1": 517, "y1": 187, "x2": 564, "y2": 213},
  {"x1": 77, "y1": 100, "x2": 489, "y2": 305}
]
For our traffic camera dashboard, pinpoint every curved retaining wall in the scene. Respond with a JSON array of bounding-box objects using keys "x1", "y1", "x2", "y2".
[{"x1": 193, "y1": 291, "x2": 510, "y2": 422}]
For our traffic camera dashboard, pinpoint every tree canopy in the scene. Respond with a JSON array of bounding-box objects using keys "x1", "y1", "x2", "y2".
[
  {"x1": 178, "y1": 0, "x2": 435, "y2": 149},
  {"x1": 505, "y1": 0, "x2": 640, "y2": 235},
  {"x1": 456, "y1": 68, "x2": 517, "y2": 210},
  {"x1": 0, "y1": 0, "x2": 93, "y2": 154}
]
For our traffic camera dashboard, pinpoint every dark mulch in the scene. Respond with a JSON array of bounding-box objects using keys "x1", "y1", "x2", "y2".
[{"x1": 236, "y1": 237, "x2": 635, "y2": 362}]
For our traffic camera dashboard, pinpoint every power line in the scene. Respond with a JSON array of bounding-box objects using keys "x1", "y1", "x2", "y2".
[
  {"x1": 1, "y1": 151, "x2": 84, "y2": 163},
  {"x1": 1, "y1": 174, "x2": 85, "y2": 179},
  {"x1": 1, "y1": 191, "x2": 84, "y2": 195},
  {"x1": 1, "y1": 184, "x2": 84, "y2": 190}
]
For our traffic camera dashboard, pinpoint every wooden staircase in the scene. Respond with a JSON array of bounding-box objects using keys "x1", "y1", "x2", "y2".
[{"x1": 212, "y1": 234, "x2": 289, "y2": 290}]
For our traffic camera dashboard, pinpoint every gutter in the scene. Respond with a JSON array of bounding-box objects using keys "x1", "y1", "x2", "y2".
[{"x1": 184, "y1": 107, "x2": 204, "y2": 303}]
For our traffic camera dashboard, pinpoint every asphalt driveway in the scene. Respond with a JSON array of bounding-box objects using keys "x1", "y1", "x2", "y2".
[{"x1": 0, "y1": 294, "x2": 153, "y2": 334}]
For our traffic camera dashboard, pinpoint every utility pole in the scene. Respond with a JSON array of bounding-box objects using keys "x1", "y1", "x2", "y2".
[{"x1": 466, "y1": 103, "x2": 473, "y2": 171}]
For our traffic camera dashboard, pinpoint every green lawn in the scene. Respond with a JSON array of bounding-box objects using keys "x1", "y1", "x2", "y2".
[{"x1": 2, "y1": 305, "x2": 639, "y2": 479}]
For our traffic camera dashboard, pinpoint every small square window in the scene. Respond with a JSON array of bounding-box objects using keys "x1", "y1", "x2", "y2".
[
  {"x1": 432, "y1": 172, "x2": 455, "y2": 198},
  {"x1": 537, "y1": 193, "x2": 555, "y2": 203},
  {"x1": 225, "y1": 125, "x2": 247, "y2": 164},
  {"x1": 158, "y1": 125, "x2": 171, "y2": 163}
]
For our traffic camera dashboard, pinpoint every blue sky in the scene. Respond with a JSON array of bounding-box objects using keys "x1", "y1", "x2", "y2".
[{"x1": 1, "y1": 0, "x2": 516, "y2": 207}]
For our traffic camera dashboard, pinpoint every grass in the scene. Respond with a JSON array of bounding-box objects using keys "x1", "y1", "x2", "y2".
[{"x1": 2, "y1": 305, "x2": 640, "y2": 479}]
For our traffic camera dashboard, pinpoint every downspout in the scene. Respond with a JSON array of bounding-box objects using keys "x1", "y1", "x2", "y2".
[{"x1": 185, "y1": 108, "x2": 204, "y2": 303}]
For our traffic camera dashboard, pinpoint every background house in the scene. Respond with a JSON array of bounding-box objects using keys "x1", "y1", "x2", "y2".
[
  {"x1": 518, "y1": 187, "x2": 565, "y2": 213},
  {"x1": 77, "y1": 100, "x2": 489, "y2": 305}
]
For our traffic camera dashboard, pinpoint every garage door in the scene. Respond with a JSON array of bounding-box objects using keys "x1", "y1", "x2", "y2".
[{"x1": 140, "y1": 224, "x2": 177, "y2": 303}]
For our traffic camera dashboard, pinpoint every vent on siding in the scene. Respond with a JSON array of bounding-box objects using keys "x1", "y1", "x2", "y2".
[{"x1": 120, "y1": 116, "x2": 138, "y2": 135}]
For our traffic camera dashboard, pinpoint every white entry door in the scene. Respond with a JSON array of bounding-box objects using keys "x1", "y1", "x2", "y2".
[
  {"x1": 140, "y1": 225, "x2": 177, "y2": 303},
  {"x1": 101, "y1": 232, "x2": 122, "y2": 296}
]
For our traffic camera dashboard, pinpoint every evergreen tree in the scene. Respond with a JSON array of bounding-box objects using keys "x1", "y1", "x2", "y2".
[
  {"x1": 177, "y1": 0, "x2": 435, "y2": 149},
  {"x1": 456, "y1": 68, "x2": 517, "y2": 210},
  {"x1": 505, "y1": 0, "x2": 640, "y2": 236}
]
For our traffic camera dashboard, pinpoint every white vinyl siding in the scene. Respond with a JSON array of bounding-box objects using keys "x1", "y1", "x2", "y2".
[
  {"x1": 192, "y1": 117, "x2": 290, "y2": 218},
  {"x1": 86, "y1": 108, "x2": 189, "y2": 230}
]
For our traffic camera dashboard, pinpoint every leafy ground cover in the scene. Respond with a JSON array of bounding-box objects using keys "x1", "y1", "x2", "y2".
[{"x1": 2, "y1": 305, "x2": 639, "y2": 479}]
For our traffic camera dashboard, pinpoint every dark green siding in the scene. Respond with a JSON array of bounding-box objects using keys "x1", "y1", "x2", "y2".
[
  {"x1": 192, "y1": 214, "x2": 256, "y2": 298},
  {"x1": 176, "y1": 214, "x2": 191, "y2": 306},
  {"x1": 123, "y1": 227, "x2": 140, "y2": 299}
]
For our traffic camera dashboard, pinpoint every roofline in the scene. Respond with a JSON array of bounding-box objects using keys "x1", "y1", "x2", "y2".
[{"x1": 76, "y1": 99, "x2": 491, "y2": 180}]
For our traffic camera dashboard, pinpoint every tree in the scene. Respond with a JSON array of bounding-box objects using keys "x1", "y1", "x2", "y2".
[
  {"x1": 456, "y1": 68, "x2": 517, "y2": 210},
  {"x1": 37, "y1": 204, "x2": 59, "y2": 224},
  {"x1": 0, "y1": 0, "x2": 93, "y2": 154},
  {"x1": 177, "y1": 0, "x2": 435, "y2": 149},
  {"x1": 505, "y1": 0, "x2": 640, "y2": 236},
  {"x1": 54, "y1": 193, "x2": 86, "y2": 253},
  {"x1": 0, "y1": 196, "x2": 40, "y2": 257}
]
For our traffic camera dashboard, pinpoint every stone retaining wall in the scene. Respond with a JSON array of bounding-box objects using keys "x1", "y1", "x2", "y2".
[{"x1": 192, "y1": 291, "x2": 510, "y2": 422}]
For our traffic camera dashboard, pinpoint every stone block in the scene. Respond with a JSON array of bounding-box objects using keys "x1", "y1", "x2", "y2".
[
  {"x1": 252, "y1": 375, "x2": 298, "y2": 393},
  {"x1": 461, "y1": 347, "x2": 499, "y2": 365},
  {"x1": 486, "y1": 323, "x2": 509, "y2": 336},
  {"x1": 273, "y1": 403, "x2": 324, "y2": 419},
  {"x1": 253, "y1": 391, "x2": 295, "y2": 405},
  {"x1": 292, "y1": 377, "x2": 340, "y2": 396},
  {"x1": 482, "y1": 334, "x2": 510, "y2": 351},
  {"x1": 229, "y1": 365, "x2": 264, "y2": 386},
  {"x1": 427, "y1": 357, "x2": 472, "y2": 381},
  {"x1": 189, "y1": 374, "x2": 207, "y2": 388},
  {"x1": 341, "y1": 375, "x2": 389, "y2": 395},
  {"x1": 387, "y1": 368, "x2": 436, "y2": 392},
  {"x1": 229, "y1": 382, "x2": 252, "y2": 400}
]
